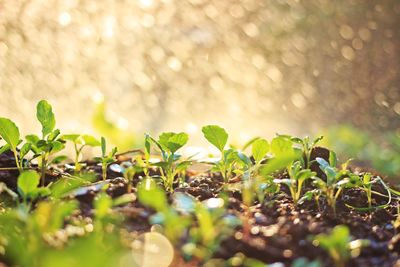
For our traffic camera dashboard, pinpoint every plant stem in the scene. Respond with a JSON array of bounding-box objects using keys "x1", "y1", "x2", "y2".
[
  {"x1": 102, "y1": 162, "x2": 107, "y2": 181},
  {"x1": 12, "y1": 149, "x2": 22, "y2": 173},
  {"x1": 41, "y1": 153, "x2": 47, "y2": 187}
]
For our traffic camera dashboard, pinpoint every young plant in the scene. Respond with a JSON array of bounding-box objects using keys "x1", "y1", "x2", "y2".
[
  {"x1": 61, "y1": 134, "x2": 101, "y2": 173},
  {"x1": 313, "y1": 225, "x2": 369, "y2": 267},
  {"x1": 202, "y1": 125, "x2": 238, "y2": 182},
  {"x1": 237, "y1": 138, "x2": 273, "y2": 205},
  {"x1": 24, "y1": 100, "x2": 66, "y2": 186},
  {"x1": 290, "y1": 135, "x2": 323, "y2": 168},
  {"x1": 99, "y1": 137, "x2": 117, "y2": 181},
  {"x1": 145, "y1": 132, "x2": 190, "y2": 191},
  {"x1": 119, "y1": 159, "x2": 143, "y2": 193},
  {"x1": 274, "y1": 161, "x2": 316, "y2": 207},
  {"x1": 313, "y1": 153, "x2": 352, "y2": 216}
]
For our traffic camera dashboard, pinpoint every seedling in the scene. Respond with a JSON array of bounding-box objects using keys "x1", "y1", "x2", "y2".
[
  {"x1": 144, "y1": 132, "x2": 190, "y2": 191},
  {"x1": 120, "y1": 159, "x2": 143, "y2": 193},
  {"x1": 98, "y1": 137, "x2": 117, "y2": 181},
  {"x1": 22, "y1": 100, "x2": 66, "y2": 186},
  {"x1": 290, "y1": 135, "x2": 324, "y2": 168},
  {"x1": 62, "y1": 134, "x2": 101, "y2": 173},
  {"x1": 237, "y1": 138, "x2": 274, "y2": 205},
  {"x1": 313, "y1": 225, "x2": 369, "y2": 267},
  {"x1": 202, "y1": 125, "x2": 238, "y2": 182},
  {"x1": 314, "y1": 154, "x2": 352, "y2": 216},
  {"x1": 274, "y1": 161, "x2": 316, "y2": 207},
  {"x1": 0, "y1": 118, "x2": 23, "y2": 172}
]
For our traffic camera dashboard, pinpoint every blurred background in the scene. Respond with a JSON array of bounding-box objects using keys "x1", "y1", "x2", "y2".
[{"x1": 0, "y1": 0, "x2": 399, "y2": 178}]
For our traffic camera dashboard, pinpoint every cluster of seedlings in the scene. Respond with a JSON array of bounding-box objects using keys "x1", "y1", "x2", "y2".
[{"x1": 0, "y1": 100, "x2": 399, "y2": 267}]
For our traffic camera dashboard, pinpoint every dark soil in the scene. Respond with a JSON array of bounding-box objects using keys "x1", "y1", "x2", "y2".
[{"x1": 0, "y1": 148, "x2": 399, "y2": 267}]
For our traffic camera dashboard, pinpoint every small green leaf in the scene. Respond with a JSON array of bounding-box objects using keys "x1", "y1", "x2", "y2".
[
  {"x1": 252, "y1": 138, "x2": 269, "y2": 163},
  {"x1": 0, "y1": 118, "x2": 20, "y2": 150},
  {"x1": 61, "y1": 134, "x2": 80, "y2": 142},
  {"x1": 17, "y1": 171, "x2": 40, "y2": 196},
  {"x1": 158, "y1": 132, "x2": 188, "y2": 154},
  {"x1": 20, "y1": 143, "x2": 32, "y2": 158},
  {"x1": 202, "y1": 125, "x2": 228, "y2": 152},
  {"x1": 51, "y1": 155, "x2": 68, "y2": 164},
  {"x1": 82, "y1": 135, "x2": 101, "y2": 147},
  {"x1": 36, "y1": 100, "x2": 56, "y2": 137},
  {"x1": 329, "y1": 150, "x2": 337, "y2": 167},
  {"x1": 101, "y1": 137, "x2": 106, "y2": 157}
]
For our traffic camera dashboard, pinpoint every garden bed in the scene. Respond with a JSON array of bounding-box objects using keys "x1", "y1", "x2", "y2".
[{"x1": 0, "y1": 101, "x2": 399, "y2": 267}]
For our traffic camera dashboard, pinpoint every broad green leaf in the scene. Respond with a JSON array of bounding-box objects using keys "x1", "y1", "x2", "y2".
[
  {"x1": 36, "y1": 100, "x2": 56, "y2": 137},
  {"x1": 159, "y1": 132, "x2": 188, "y2": 154},
  {"x1": 202, "y1": 125, "x2": 228, "y2": 152},
  {"x1": 0, "y1": 118, "x2": 20, "y2": 150},
  {"x1": 17, "y1": 171, "x2": 40, "y2": 196},
  {"x1": 252, "y1": 138, "x2": 269, "y2": 163},
  {"x1": 82, "y1": 135, "x2": 101, "y2": 147},
  {"x1": 271, "y1": 136, "x2": 293, "y2": 156}
]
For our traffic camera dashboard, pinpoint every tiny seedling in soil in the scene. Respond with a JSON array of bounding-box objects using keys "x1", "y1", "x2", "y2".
[
  {"x1": 144, "y1": 132, "x2": 191, "y2": 191},
  {"x1": 61, "y1": 134, "x2": 101, "y2": 173},
  {"x1": 97, "y1": 137, "x2": 117, "y2": 181},
  {"x1": 202, "y1": 125, "x2": 237, "y2": 182}
]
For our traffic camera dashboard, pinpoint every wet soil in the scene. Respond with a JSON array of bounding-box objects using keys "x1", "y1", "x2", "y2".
[{"x1": 0, "y1": 148, "x2": 399, "y2": 267}]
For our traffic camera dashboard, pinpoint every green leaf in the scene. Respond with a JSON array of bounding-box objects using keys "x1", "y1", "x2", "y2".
[
  {"x1": 260, "y1": 152, "x2": 299, "y2": 177},
  {"x1": 17, "y1": 171, "x2": 40, "y2": 196},
  {"x1": 101, "y1": 137, "x2": 106, "y2": 157},
  {"x1": 19, "y1": 143, "x2": 31, "y2": 158},
  {"x1": 36, "y1": 100, "x2": 56, "y2": 137},
  {"x1": 329, "y1": 150, "x2": 337, "y2": 167},
  {"x1": 252, "y1": 138, "x2": 269, "y2": 163},
  {"x1": 50, "y1": 155, "x2": 68, "y2": 164},
  {"x1": 61, "y1": 134, "x2": 80, "y2": 142},
  {"x1": 0, "y1": 118, "x2": 20, "y2": 150},
  {"x1": 50, "y1": 140, "x2": 65, "y2": 154},
  {"x1": 202, "y1": 125, "x2": 228, "y2": 152},
  {"x1": 82, "y1": 135, "x2": 101, "y2": 147},
  {"x1": 26, "y1": 134, "x2": 40, "y2": 145},
  {"x1": 270, "y1": 136, "x2": 293, "y2": 156},
  {"x1": 158, "y1": 132, "x2": 188, "y2": 154}
]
